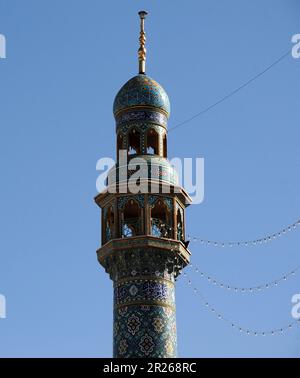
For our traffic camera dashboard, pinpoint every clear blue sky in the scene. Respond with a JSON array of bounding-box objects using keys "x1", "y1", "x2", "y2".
[{"x1": 0, "y1": 0, "x2": 299, "y2": 357}]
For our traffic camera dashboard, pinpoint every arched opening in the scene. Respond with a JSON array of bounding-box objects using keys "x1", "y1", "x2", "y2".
[
  {"x1": 105, "y1": 206, "x2": 114, "y2": 242},
  {"x1": 150, "y1": 200, "x2": 171, "y2": 238},
  {"x1": 162, "y1": 134, "x2": 167, "y2": 158},
  {"x1": 121, "y1": 200, "x2": 140, "y2": 237},
  {"x1": 117, "y1": 133, "x2": 124, "y2": 156},
  {"x1": 128, "y1": 129, "x2": 141, "y2": 155},
  {"x1": 176, "y1": 208, "x2": 184, "y2": 242},
  {"x1": 146, "y1": 129, "x2": 159, "y2": 155}
]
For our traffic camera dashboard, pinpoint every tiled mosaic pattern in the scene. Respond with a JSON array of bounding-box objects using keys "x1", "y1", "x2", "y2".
[
  {"x1": 114, "y1": 278, "x2": 175, "y2": 308},
  {"x1": 113, "y1": 75, "x2": 170, "y2": 117},
  {"x1": 116, "y1": 109, "x2": 168, "y2": 129},
  {"x1": 113, "y1": 278, "x2": 176, "y2": 358}
]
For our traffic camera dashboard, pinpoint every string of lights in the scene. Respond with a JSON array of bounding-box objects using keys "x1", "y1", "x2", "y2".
[
  {"x1": 186, "y1": 262, "x2": 300, "y2": 293},
  {"x1": 182, "y1": 272, "x2": 300, "y2": 336},
  {"x1": 187, "y1": 219, "x2": 300, "y2": 248}
]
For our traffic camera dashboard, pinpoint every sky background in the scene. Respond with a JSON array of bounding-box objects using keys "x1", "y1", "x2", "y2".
[{"x1": 0, "y1": 0, "x2": 299, "y2": 357}]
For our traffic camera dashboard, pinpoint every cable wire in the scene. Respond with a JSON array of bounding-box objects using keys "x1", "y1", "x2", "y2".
[{"x1": 169, "y1": 49, "x2": 291, "y2": 133}]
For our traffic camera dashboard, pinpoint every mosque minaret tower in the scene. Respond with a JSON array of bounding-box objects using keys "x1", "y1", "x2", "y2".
[{"x1": 95, "y1": 11, "x2": 191, "y2": 358}]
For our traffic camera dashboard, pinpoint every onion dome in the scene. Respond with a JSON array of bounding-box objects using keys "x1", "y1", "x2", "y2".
[{"x1": 113, "y1": 74, "x2": 170, "y2": 118}]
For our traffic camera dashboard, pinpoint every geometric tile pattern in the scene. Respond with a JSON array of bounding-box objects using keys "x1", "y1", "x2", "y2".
[
  {"x1": 113, "y1": 74, "x2": 170, "y2": 117},
  {"x1": 113, "y1": 298, "x2": 177, "y2": 357}
]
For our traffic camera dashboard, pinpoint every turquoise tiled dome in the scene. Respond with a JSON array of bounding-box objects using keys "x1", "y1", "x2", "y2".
[{"x1": 113, "y1": 74, "x2": 170, "y2": 117}]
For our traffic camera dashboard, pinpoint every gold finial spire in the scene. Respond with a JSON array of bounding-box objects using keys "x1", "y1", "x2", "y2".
[{"x1": 138, "y1": 10, "x2": 148, "y2": 74}]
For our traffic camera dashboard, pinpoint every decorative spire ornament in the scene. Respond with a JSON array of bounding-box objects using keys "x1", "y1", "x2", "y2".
[{"x1": 138, "y1": 11, "x2": 147, "y2": 74}]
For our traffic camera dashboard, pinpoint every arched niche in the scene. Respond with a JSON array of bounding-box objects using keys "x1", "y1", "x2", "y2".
[
  {"x1": 176, "y1": 206, "x2": 184, "y2": 242},
  {"x1": 121, "y1": 199, "x2": 141, "y2": 237},
  {"x1": 128, "y1": 128, "x2": 141, "y2": 155},
  {"x1": 150, "y1": 199, "x2": 172, "y2": 238},
  {"x1": 162, "y1": 133, "x2": 167, "y2": 158},
  {"x1": 146, "y1": 128, "x2": 159, "y2": 155},
  {"x1": 104, "y1": 205, "x2": 115, "y2": 243},
  {"x1": 117, "y1": 133, "x2": 124, "y2": 157}
]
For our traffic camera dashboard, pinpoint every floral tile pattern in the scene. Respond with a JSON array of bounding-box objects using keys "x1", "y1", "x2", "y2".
[{"x1": 113, "y1": 303, "x2": 177, "y2": 358}]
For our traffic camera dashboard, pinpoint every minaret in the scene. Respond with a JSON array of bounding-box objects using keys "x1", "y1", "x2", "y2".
[{"x1": 95, "y1": 11, "x2": 191, "y2": 358}]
